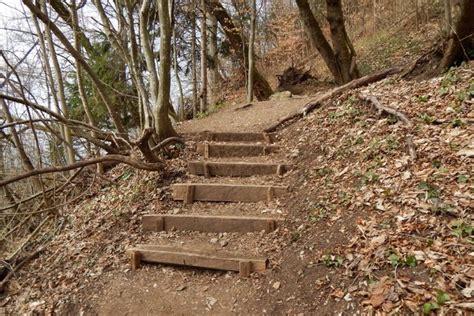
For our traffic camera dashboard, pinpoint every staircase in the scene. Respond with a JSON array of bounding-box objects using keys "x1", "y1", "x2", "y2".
[{"x1": 127, "y1": 132, "x2": 291, "y2": 277}]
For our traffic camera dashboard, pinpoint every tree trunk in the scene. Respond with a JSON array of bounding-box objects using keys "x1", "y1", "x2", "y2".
[
  {"x1": 191, "y1": 0, "x2": 198, "y2": 117},
  {"x1": 208, "y1": 8, "x2": 219, "y2": 107},
  {"x1": 71, "y1": 0, "x2": 103, "y2": 173},
  {"x1": 173, "y1": 28, "x2": 185, "y2": 120},
  {"x1": 40, "y1": 0, "x2": 75, "y2": 167},
  {"x1": 326, "y1": 0, "x2": 360, "y2": 82},
  {"x1": 295, "y1": 0, "x2": 342, "y2": 83},
  {"x1": 443, "y1": 0, "x2": 452, "y2": 38},
  {"x1": 247, "y1": 0, "x2": 256, "y2": 102},
  {"x1": 23, "y1": 0, "x2": 128, "y2": 138},
  {"x1": 439, "y1": 0, "x2": 474, "y2": 71},
  {"x1": 207, "y1": 0, "x2": 273, "y2": 100},
  {"x1": 156, "y1": 0, "x2": 178, "y2": 139},
  {"x1": 295, "y1": 0, "x2": 359, "y2": 84},
  {"x1": 200, "y1": 0, "x2": 208, "y2": 113},
  {"x1": 0, "y1": 99, "x2": 44, "y2": 193}
]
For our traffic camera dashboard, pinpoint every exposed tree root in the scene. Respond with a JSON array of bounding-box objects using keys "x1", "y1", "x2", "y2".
[
  {"x1": 151, "y1": 136, "x2": 185, "y2": 151},
  {"x1": 358, "y1": 93, "x2": 417, "y2": 161},
  {"x1": 358, "y1": 94, "x2": 413, "y2": 128}
]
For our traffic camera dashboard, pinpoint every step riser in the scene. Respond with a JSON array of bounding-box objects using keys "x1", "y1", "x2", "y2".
[
  {"x1": 196, "y1": 143, "x2": 279, "y2": 158},
  {"x1": 188, "y1": 162, "x2": 291, "y2": 177},
  {"x1": 202, "y1": 132, "x2": 276, "y2": 143},
  {"x1": 143, "y1": 214, "x2": 280, "y2": 233},
  {"x1": 171, "y1": 184, "x2": 288, "y2": 203},
  {"x1": 127, "y1": 245, "x2": 267, "y2": 276}
]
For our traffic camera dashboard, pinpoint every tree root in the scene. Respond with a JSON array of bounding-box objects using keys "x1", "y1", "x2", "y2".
[
  {"x1": 358, "y1": 94, "x2": 413, "y2": 128},
  {"x1": 358, "y1": 93, "x2": 417, "y2": 161}
]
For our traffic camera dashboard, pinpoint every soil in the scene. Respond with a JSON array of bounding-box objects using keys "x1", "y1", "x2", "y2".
[{"x1": 2, "y1": 64, "x2": 473, "y2": 315}]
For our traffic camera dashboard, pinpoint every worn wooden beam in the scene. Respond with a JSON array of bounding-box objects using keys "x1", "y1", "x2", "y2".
[
  {"x1": 142, "y1": 214, "x2": 282, "y2": 233},
  {"x1": 187, "y1": 161, "x2": 291, "y2": 177},
  {"x1": 196, "y1": 143, "x2": 279, "y2": 157},
  {"x1": 171, "y1": 183, "x2": 288, "y2": 203},
  {"x1": 201, "y1": 131, "x2": 276, "y2": 143},
  {"x1": 126, "y1": 244, "x2": 267, "y2": 274}
]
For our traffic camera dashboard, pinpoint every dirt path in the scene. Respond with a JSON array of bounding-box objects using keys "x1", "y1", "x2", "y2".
[{"x1": 178, "y1": 97, "x2": 310, "y2": 133}]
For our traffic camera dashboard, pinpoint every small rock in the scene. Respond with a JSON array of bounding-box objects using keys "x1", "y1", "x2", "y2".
[
  {"x1": 219, "y1": 240, "x2": 228, "y2": 247},
  {"x1": 207, "y1": 297, "x2": 218, "y2": 307},
  {"x1": 210, "y1": 238, "x2": 219, "y2": 243},
  {"x1": 176, "y1": 285, "x2": 187, "y2": 291},
  {"x1": 273, "y1": 281, "x2": 281, "y2": 290},
  {"x1": 172, "y1": 208, "x2": 181, "y2": 214}
]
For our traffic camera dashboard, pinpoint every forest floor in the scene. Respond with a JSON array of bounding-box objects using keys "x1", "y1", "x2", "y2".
[{"x1": 2, "y1": 62, "x2": 473, "y2": 315}]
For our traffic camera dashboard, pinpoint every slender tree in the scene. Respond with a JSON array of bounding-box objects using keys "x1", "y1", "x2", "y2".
[
  {"x1": 247, "y1": 0, "x2": 256, "y2": 102},
  {"x1": 200, "y1": 0, "x2": 208, "y2": 113},
  {"x1": 156, "y1": 0, "x2": 178, "y2": 139}
]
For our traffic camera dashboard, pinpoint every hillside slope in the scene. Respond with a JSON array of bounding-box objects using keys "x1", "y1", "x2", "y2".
[{"x1": 2, "y1": 63, "x2": 473, "y2": 314}]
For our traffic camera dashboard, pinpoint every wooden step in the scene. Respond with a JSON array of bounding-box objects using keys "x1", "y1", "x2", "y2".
[
  {"x1": 201, "y1": 131, "x2": 276, "y2": 143},
  {"x1": 171, "y1": 183, "x2": 288, "y2": 204},
  {"x1": 188, "y1": 161, "x2": 291, "y2": 177},
  {"x1": 127, "y1": 244, "x2": 267, "y2": 276},
  {"x1": 143, "y1": 214, "x2": 281, "y2": 233},
  {"x1": 196, "y1": 143, "x2": 279, "y2": 158}
]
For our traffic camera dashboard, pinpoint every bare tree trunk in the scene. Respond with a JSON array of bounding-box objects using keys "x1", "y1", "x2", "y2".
[
  {"x1": 0, "y1": 143, "x2": 16, "y2": 205},
  {"x1": 326, "y1": 0, "x2": 360, "y2": 82},
  {"x1": 23, "y1": 0, "x2": 128, "y2": 138},
  {"x1": 247, "y1": 0, "x2": 256, "y2": 102},
  {"x1": 173, "y1": 28, "x2": 185, "y2": 120},
  {"x1": 40, "y1": 0, "x2": 75, "y2": 167},
  {"x1": 200, "y1": 0, "x2": 208, "y2": 113},
  {"x1": 443, "y1": 0, "x2": 452, "y2": 37},
  {"x1": 295, "y1": 0, "x2": 359, "y2": 84},
  {"x1": 207, "y1": 0, "x2": 273, "y2": 100},
  {"x1": 1, "y1": 99, "x2": 44, "y2": 193},
  {"x1": 295, "y1": 0, "x2": 342, "y2": 83},
  {"x1": 125, "y1": 0, "x2": 151, "y2": 129},
  {"x1": 191, "y1": 0, "x2": 198, "y2": 117},
  {"x1": 156, "y1": 0, "x2": 178, "y2": 139},
  {"x1": 208, "y1": 8, "x2": 219, "y2": 108},
  {"x1": 439, "y1": 0, "x2": 474, "y2": 70},
  {"x1": 71, "y1": 0, "x2": 103, "y2": 173},
  {"x1": 140, "y1": 0, "x2": 160, "y2": 125}
]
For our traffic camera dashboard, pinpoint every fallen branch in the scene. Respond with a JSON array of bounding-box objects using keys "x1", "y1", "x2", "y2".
[
  {"x1": 0, "y1": 248, "x2": 43, "y2": 293},
  {"x1": 234, "y1": 103, "x2": 253, "y2": 111},
  {"x1": 358, "y1": 94, "x2": 413, "y2": 128},
  {"x1": 264, "y1": 67, "x2": 402, "y2": 133},
  {"x1": 0, "y1": 155, "x2": 164, "y2": 187}
]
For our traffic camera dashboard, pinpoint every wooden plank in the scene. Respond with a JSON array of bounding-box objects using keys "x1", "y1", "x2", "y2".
[
  {"x1": 187, "y1": 161, "x2": 291, "y2": 177},
  {"x1": 202, "y1": 132, "x2": 276, "y2": 143},
  {"x1": 126, "y1": 245, "x2": 267, "y2": 273},
  {"x1": 196, "y1": 143, "x2": 279, "y2": 157},
  {"x1": 171, "y1": 183, "x2": 288, "y2": 203},
  {"x1": 142, "y1": 214, "x2": 281, "y2": 233}
]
